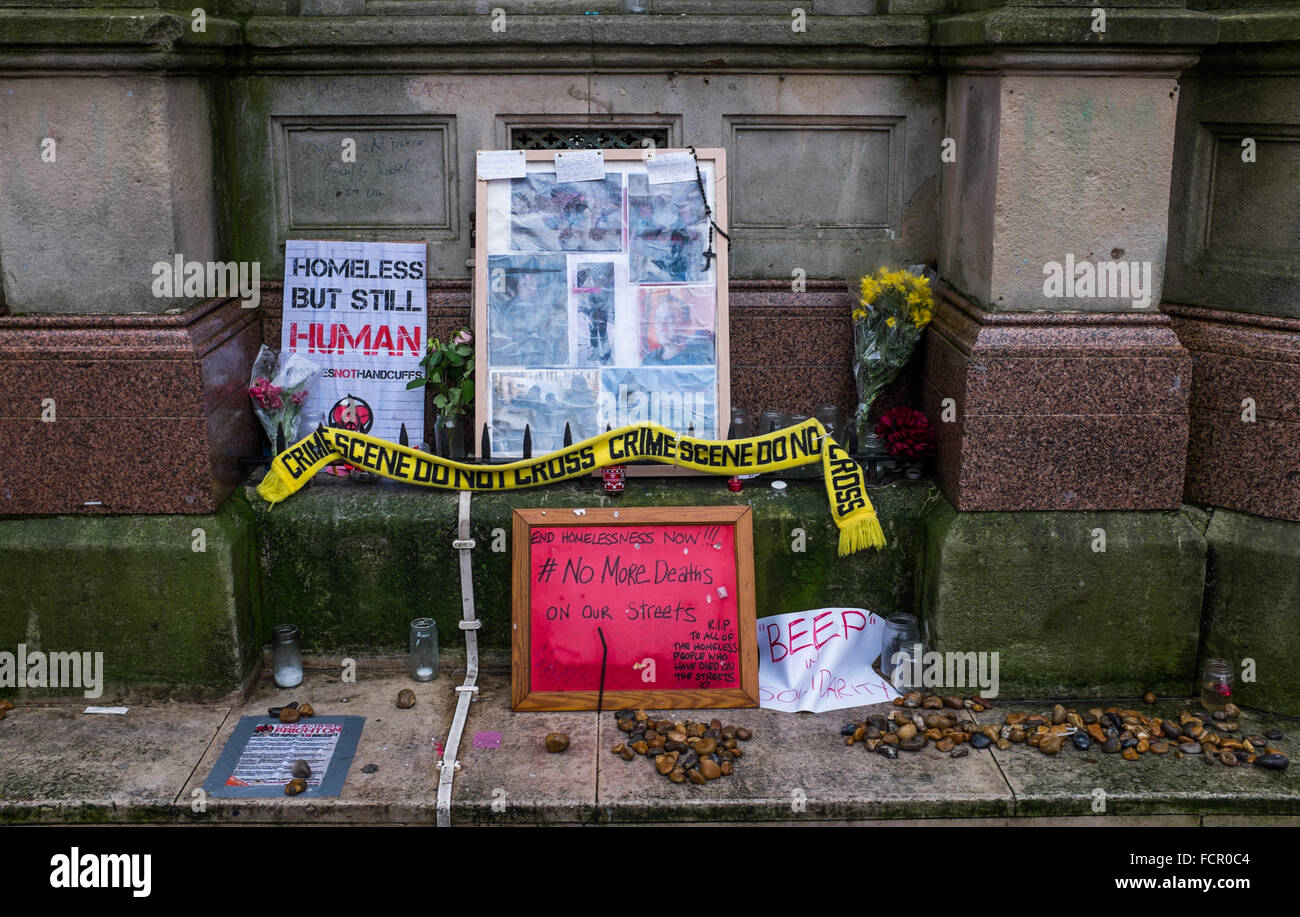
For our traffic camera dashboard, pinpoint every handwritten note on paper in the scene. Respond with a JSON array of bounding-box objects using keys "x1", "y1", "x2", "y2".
[
  {"x1": 554, "y1": 149, "x2": 605, "y2": 182},
  {"x1": 757, "y1": 608, "x2": 900, "y2": 713},
  {"x1": 476, "y1": 149, "x2": 527, "y2": 181},
  {"x1": 646, "y1": 150, "x2": 697, "y2": 185}
]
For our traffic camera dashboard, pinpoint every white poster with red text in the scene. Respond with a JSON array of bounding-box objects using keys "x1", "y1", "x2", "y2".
[
  {"x1": 757, "y1": 607, "x2": 900, "y2": 713},
  {"x1": 281, "y1": 240, "x2": 427, "y2": 445}
]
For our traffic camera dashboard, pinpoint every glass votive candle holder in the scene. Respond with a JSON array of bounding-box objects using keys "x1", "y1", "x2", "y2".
[
  {"x1": 1201, "y1": 658, "x2": 1234, "y2": 713},
  {"x1": 410, "y1": 618, "x2": 439, "y2": 682},
  {"x1": 272, "y1": 624, "x2": 303, "y2": 689}
]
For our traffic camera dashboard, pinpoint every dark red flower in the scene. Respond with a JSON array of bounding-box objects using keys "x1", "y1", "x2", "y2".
[{"x1": 875, "y1": 406, "x2": 935, "y2": 459}]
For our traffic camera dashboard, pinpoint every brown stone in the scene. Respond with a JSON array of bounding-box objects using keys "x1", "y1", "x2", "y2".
[
  {"x1": 924, "y1": 728, "x2": 943, "y2": 741},
  {"x1": 1122, "y1": 747, "x2": 1140, "y2": 761},
  {"x1": 285, "y1": 778, "x2": 307, "y2": 796},
  {"x1": 903, "y1": 691, "x2": 921, "y2": 707},
  {"x1": 618, "y1": 719, "x2": 635, "y2": 733},
  {"x1": 688, "y1": 769, "x2": 707, "y2": 784},
  {"x1": 1005, "y1": 712, "x2": 1027, "y2": 726},
  {"x1": 1219, "y1": 751, "x2": 1238, "y2": 767},
  {"x1": 545, "y1": 733, "x2": 571, "y2": 753},
  {"x1": 1223, "y1": 703, "x2": 1240, "y2": 718},
  {"x1": 735, "y1": 727, "x2": 753, "y2": 741},
  {"x1": 1137, "y1": 739, "x2": 1150, "y2": 754},
  {"x1": 996, "y1": 738, "x2": 1011, "y2": 750},
  {"x1": 667, "y1": 730, "x2": 686, "y2": 743},
  {"x1": 865, "y1": 738, "x2": 881, "y2": 751},
  {"x1": 0, "y1": 700, "x2": 13, "y2": 713},
  {"x1": 922, "y1": 695, "x2": 944, "y2": 709},
  {"x1": 1150, "y1": 741, "x2": 1169, "y2": 754},
  {"x1": 1027, "y1": 733, "x2": 1042, "y2": 748},
  {"x1": 1009, "y1": 727, "x2": 1026, "y2": 744},
  {"x1": 1037, "y1": 735, "x2": 1061, "y2": 755},
  {"x1": 620, "y1": 747, "x2": 635, "y2": 761},
  {"x1": 280, "y1": 707, "x2": 301, "y2": 723},
  {"x1": 845, "y1": 736, "x2": 855, "y2": 747},
  {"x1": 1052, "y1": 704, "x2": 1066, "y2": 725},
  {"x1": 1087, "y1": 723, "x2": 1107, "y2": 744},
  {"x1": 635, "y1": 709, "x2": 649, "y2": 722},
  {"x1": 729, "y1": 746, "x2": 743, "y2": 758},
  {"x1": 700, "y1": 758, "x2": 722, "y2": 780},
  {"x1": 631, "y1": 740, "x2": 649, "y2": 755},
  {"x1": 669, "y1": 770, "x2": 686, "y2": 783},
  {"x1": 395, "y1": 689, "x2": 416, "y2": 710},
  {"x1": 900, "y1": 736, "x2": 927, "y2": 752},
  {"x1": 897, "y1": 723, "x2": 917, "y2": 741},
  {"x1": 695, "y1": 737, "x2": 717, "y2": 756},
  {"x1": 1219, "y1": 722, "x2": 1239, "y2": 732},
  {"x1": 950, "y1": 746, "x2": 969, "y2": 759},
  {"x1": 709, "y1": 718, "x2": 723, "y2": 731},
  {"x1": 1143, "y1": 691, "x2": 1157, "y2": 705},
  {"x1": 936, "y1": 738, "x2": 955, "y2": 752},
  {"x1": 721, "y1": 725, "x2": 737, "y2": 739},
  {"x1": 893, "y1": 696, "x2": 904, "y2": 706},
  {"x1": 724, "y1": 738, "x2": 739, "y2": 749},
  {"x1": 655, "y1": 755, "x2": 675, "y2": 775},
  {"x1": 943, "y1": 695, "x2": 964, "y2": 709},
  {"x1": 1066, "y1": 713, "x2": 1085, "y2": 729},
  {"x1": 882, "y1": 733, "x2": 900, "y2": 746},
  {"x1": 298, "y1": 703, "x2": 314, "y2": 718},
  {"x1": 611, "y1": 743, "x2": 626, "y2": 755},
  {"x1": 720, "y1": 760, "x2": 734, "y2": 776}
]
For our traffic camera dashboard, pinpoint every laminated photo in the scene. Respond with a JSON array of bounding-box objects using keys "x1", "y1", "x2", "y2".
[
  {"x1": 571, "y1": 261, "x2": 616, "y2": 366},
  {"x1": 491, "y1": 369, "x2": 600, "y2": 456},
  {"x1": 627, "y1": 173, "x2": 710, "y2": 284},
  {"x1": 509, "y1": 174, "x2": 624, "y2": 253},
  {"x1": 598, "y1": 367, "x2": 718, "y2": 439},
  {"x1": 637, "y1": 285, "x2": 716, "y2": 366},
  {"x1": 488, "y1": 254, "x2": 568, "y2": 367}
]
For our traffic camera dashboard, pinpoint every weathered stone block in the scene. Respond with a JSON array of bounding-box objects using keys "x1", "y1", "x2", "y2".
[
  {"x1": 917, "y1": 496, "x2": 1208, "y2": 699},
  {"x1": 1200, "y1": 508, "x2": 1300, "y2": 716},
  {"x1": 0, "y1": 498, "x2": 260, "y2": 701}
]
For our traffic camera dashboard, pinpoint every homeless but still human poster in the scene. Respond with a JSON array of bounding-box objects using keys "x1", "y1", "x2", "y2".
[{"x1": 281, "y1": 240, "x2": 427, "y2": 444}]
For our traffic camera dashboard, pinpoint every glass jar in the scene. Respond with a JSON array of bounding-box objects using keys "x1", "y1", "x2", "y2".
[
  {"x1": 758, "y1": 410, "x2": 784, "y2": 435},
  {"x1": 410, "y1": 618, "x2": 439, "y2": 682},
  {"x1": 881, "y1": 613, "x2": 922, "y2": 686},
  {"x1": 272, "y1": 624, "x2": 303, "y2": 689},
  {"x1": 814, "y1": 404, "x2": 841, "y2": 447},
  {"x1": 729, "y1": 406, "x2": 753, "y2": 440},
  {"x1": 1201, "y1": 658, "x2": 1234, "y2": 713}
]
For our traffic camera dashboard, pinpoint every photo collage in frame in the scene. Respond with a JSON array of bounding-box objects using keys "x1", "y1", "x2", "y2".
[{"x1": 479, "y1": 152, "x2": 725, "y2": 457}]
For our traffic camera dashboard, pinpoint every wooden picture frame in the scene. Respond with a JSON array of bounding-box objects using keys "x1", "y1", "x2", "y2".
[
  {"x1": 473, "y1": 148, "x2": 730, "y2": 462},
  {"x1": 511, "y1": 505, "x2": 757, "y2": 711}
]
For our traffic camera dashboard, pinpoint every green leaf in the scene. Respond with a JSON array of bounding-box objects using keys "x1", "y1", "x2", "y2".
[
  {"x1": 448, "y1": 387, "x2": 461, "y2": 404},
  {"x1": 434, "y1": 395, "x2": 448, "y2": 408},
  {"x1": 405, "y1": 378, "x2": 429, "y2": 390},
  {"x1": 456, "y1": 345, "x2": 472, "y2": 357},
  {"x1": 461, "y1": 379, "x2": 474, "y2": 400},
  {"x1": 446, "y1": 351, "x2": 463, "y2": 367}
]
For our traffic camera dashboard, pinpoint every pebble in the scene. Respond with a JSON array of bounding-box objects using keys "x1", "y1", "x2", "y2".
[
  {"x1": 396, "y1": 689, "x2": 416, "y2": 709},
  {"x1": 720, "y1": 760, "x2": 734, "y2": 776},
  {"x1": 545, "y1": 733, "x2": 570, "y2": 753},
  {"x1": 897, "y1": 723, "x2": 917, "y2": 741},
  {"x1": 922, "y1": 695, "x2": 944, "y2": 709},
  {"x1": 1266, "y1": 729, "x2": 1285, "y2": 741},
  {"x1": 1040, "y1": 736, "x2": 1062, "y2": 755},
  {"x1": 1072, "y1": 733, "x2": 1091, "y2": 751},
  {"x1": 735, "y1": 727, "x2": 753, "y2": 741},
  {"x1": 1256, "y1": 754, "x2": 1289, "y2": 772},
  {"x1": 1218, "y1": 751, "x2": 1238, "y2": 767},
  {"x1": 279, "y1": 707, "x2": 300, "y2": 723},
  {"x1": 695, "y1": 737, "x2": 717, "y2": 756},
  {"x1": 655, "y1": 754, "x2": 676, "y2": 776},
  {"x1": 298, "y1": 703, "x2": 314, "y2": 717},
  {"x1": 1122, "y1": 747, "x2": 1140, "y2": 761},
  {"x1": 1180, "y1": 742, "x2": 1202, "y2": 754},
  {"x1": 0, "y1": 700, "x2": 13, "y2": 713},
  {"x1": 900, "y1": 736, "x2": 926, "y2": 752},
  {"x1": 1224, "y1": 703, "x2": 1240, "y2": 718},
  {"x1": 969, "y1": 733, "x2": 991, "y2": 750},
  {"x1": 669, "y1": 770, "x2": 686, "y2": 783},
  {"x1": 878, "y1": 745, "x2": 898, "y2": 759},
  {"x1": 620, "y1": 747, "x2": 635, "y2": 761},
  {"x1": 361, "y1": 763, "x2": 379, "y2": 774},
  {"x1": 936, "y1": 738, "x2": 955, "y2": 753},
  {"x1": 291, "y1": 759, "x2": 311, "y2": 779},
  {"x1": 950, "y1": 747, "x2": 969, "y2": 759},
  {"x1": 902, "y1": 691, "x2": 921, "y2": 707},
  {"x1": 1162, "y1": 721, "x2": 1182, "y2": 740},
  {"x1": 1143, "y1": 691, "x2": 1157, "y2": 704},
  {"x1": 840, "y1": 723, "x2": 858, "y2": 736},
  {"x1": 943, "y1": 695, "x2": 964, "y2": 709},
  {"x1": 700, "y1": 758, "x2": 722, "y2": 779},
  {"x1": 1102, "y1": 736, "x2": 1121, "y2": 754},
  {"x1": 687, "y1": 769, "x2": 707, "y2": 784},
  {"x1": 631, "y1": 740, "x2": 649, "y2": 755},
  {"x1": 284, "y1": 778, "x2": 307, "y2": 796},
  {"x1": 1149, "y1": 742, "x2": 1169, "y2": 755},
  {"x1": 1052, "y1": 704, "x2": 1066, "y2": 725}
]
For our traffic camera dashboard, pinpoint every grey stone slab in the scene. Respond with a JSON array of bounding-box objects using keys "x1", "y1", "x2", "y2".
[
  {"x1": 178, "y1": 668, "x2": 456, "y2": 824},
  {"x1": 450, "y1": 673, "x2": 600, "y2": 825},
  {"x1": 0, "y1": 703, "x2": 229, "y2": 824},
  {"x1": 974, "y1": 701, "x2": 1300, "y2": 818},
  {"x1": 594, "y1": 701, "x2": 1015, "y2": 823}
]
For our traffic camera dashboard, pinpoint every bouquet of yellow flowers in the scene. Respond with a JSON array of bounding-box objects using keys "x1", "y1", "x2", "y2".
[{"x1": 851, "y1": 265, "x2": 935, "y2": 445}]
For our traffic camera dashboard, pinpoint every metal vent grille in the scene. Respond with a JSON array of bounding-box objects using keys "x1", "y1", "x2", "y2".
[{"x1": 511, "y1": 128, "x2": 670, "y2": 150}]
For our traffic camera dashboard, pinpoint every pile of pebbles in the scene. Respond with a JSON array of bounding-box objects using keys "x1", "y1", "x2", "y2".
[
  {"x1": 842, "y1": 692, "x2": 1290, "y2": 772},
  {"x1": 610, "y1": 709, "x2": 752, "y2": 784},
  {"x1": 842, "y1": 691, "x2": 995, "y2": 759}
]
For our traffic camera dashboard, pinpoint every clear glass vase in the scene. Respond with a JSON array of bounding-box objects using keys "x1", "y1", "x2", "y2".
[
  {"x1": 410, "y1": 618, "x2": 439, "y2": 682},
  {"x1": 434, "y1": 414, "x2": 466, "y2": 459},
  {"x1": 272, "y1": 624, "x2": 303, "y2": 689}
]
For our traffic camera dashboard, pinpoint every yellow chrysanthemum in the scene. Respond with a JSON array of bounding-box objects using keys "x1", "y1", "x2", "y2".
[
  {"x1": 859, "y1": 276, "x2": 881, "y2": 303},
  {"x1": 886, "y1": 316, "x2": 896, "y2": 328}
]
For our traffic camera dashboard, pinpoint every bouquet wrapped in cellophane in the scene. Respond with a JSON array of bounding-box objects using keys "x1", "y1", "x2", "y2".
[
  {"x1": 851, "y1": 265, "x2": 935, "y2": 445},
  {"x1": 248, "y1": 345, "x2": 322, "y2": 454}
]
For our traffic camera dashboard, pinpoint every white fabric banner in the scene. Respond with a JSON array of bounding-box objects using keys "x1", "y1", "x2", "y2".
[
  {"x1": 281, "y1": 240, "x2": 427, "y2": 444},
  {"x1": 757, "y1": 607, "x2": 901, "y2": 713}
]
